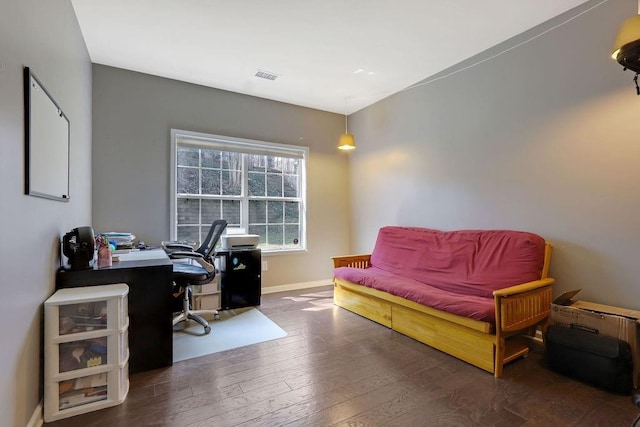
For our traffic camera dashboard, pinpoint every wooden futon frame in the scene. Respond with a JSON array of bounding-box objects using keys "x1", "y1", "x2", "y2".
[{"x1": 332, "y1": 244, "x2": 554, "y2": 377}]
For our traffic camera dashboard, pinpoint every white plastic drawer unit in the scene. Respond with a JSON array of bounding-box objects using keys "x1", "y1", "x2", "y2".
[{"x1": 44, "y1": 283, "x2": 129, "y2": 422}]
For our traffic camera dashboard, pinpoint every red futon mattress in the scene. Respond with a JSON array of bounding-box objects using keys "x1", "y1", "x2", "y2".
[{"x1": 334, "y1": 226, "x2": 546, "y2": 323}]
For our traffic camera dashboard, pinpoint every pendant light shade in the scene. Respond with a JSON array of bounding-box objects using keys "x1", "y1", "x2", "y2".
[
  {"x1": 611, "y1": 14, "x2": 640, "y2": 72},
  {"x1": 338, "y1": 100, "x2": 356, "y2": 150},
  {"x1": 338, "y1": 133, "x2": 356, "y2": 150}
]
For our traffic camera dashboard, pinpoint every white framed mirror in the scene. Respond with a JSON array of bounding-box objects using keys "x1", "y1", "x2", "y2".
[{"x1": 24, "y1": 66, "x2": 70, "y2": 201}]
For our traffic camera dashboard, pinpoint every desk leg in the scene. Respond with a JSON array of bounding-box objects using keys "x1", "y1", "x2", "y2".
[{"x1": 127, "y1": 266, "x2": 173, "y2": 373}]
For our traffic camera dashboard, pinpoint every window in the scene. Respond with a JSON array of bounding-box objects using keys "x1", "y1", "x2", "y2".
[{"x1": 170, "y1": 129, "x2": 308, "y2": 253}]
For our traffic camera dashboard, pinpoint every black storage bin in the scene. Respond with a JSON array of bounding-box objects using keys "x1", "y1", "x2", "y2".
[{"x1": 546, "y1": 324, "x2": 633, "y2": 394}]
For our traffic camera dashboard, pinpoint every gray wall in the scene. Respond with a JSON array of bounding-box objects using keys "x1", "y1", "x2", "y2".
[
  {"x1": 348, "y1": 0, "x2": 640, "y2": 308},
  {"x1": 92, "y1": 65, "x2": 351, "y2": 288},
  {"x1": 0, "y1": 1, "x2": 92, "y2": 425}
]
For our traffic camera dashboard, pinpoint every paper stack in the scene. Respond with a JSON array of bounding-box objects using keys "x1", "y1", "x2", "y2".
[{"x1": 103, "y1": 232, "x2": 136, "y2": 249}]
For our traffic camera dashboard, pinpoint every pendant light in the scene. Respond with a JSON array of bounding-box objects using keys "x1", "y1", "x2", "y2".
[{"x1": 338, "y1": 98, "x2": 356, "y2": 150}]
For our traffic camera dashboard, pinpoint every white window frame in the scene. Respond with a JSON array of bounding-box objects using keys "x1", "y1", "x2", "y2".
[{"x1": 170, "y1": 129, "x2": 308, "y2": 254}]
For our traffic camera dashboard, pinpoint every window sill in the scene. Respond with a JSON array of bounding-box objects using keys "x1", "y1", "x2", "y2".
[{"x1": 260, "y1": 248, "x2": 308, "y2": 256}]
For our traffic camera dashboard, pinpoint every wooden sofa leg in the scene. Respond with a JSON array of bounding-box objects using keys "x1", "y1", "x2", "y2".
[{"x1": 494, "y1": 338, "x2": 505, "y2": 378}]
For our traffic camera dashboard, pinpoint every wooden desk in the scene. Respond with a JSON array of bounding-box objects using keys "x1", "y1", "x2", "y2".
[{"x1": 56, "y1": 249, "x2": 173, "y2": 373}]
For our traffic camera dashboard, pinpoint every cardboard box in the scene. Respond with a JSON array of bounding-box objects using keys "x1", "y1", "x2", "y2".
[
  {"x1": 193, "y1": 293, "x2": 220, "y2": 311},
  {"x1": 193, "y1": 282, "x2": 219, "y2": 294},
  {"x1": 551, "y1": 289, "x2": 640, "y2": 388}
]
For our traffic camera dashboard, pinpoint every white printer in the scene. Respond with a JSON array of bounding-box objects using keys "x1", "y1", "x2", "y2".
[{"x1": 220, "y1": 233, "x2": 260, "y2": 250}]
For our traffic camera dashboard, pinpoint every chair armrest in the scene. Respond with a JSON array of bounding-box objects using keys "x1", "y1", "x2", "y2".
[
  {"x1": 331, "y1": 254, "x2": 371, "y2": 269},
  {"x1": 162, "y1": 241, "x2": 195, "y2": 251},
  {"x1": 168, "y1": 251, "x2": 204, "y2": 259},
  {"x1": 193, "y1": 257, "x2": 215, "y2": 273},
  {"x1": 170, "y1": 252, "x2": 215, "y2": 273}
]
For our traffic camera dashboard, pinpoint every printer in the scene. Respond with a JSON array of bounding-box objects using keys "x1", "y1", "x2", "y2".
[{"x1": 220, "y1": 234, "x2": 260, "y2": 250}]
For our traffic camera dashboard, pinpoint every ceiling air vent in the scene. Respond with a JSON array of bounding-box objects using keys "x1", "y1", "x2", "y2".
[{"x1": 254, "y1": 70, "x2": 279, "y2": 81}]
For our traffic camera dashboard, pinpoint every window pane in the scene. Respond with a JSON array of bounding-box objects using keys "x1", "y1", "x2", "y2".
[
  {"x1": 221, "y1": 170, "x2": 242, "y2": 196},
  {"x1": 267, "y1": 224, "x2": 284, "y2": 246},
  {"x1": 222, "y1": 200, "x2": 241, "y2": 225},
  {"x1": 248, "y1": 154, "x2": 265, "y2": 172},
  {"x1": 267, "y1": 201, "x2": 283, "y2": 223},
  {"x1": 177, "y1": 198, "x2": 199, "y2": 225},
  {"x1": 288, "y1": 159, "x2": 300, "y2": 175},
  {"x1": 177, "y1": 167, "x2": 199, "y2": 194},
  {"x1": 177, "y1": 147, "x2": 199, "y2": 167},
  {"x1": 248, "y1": 172, "x2": 265, "y2": 196},
  {"x1": 201, "y1": 149, "x2": 221, "y2": 169},
  {"x1": 177, "y1": 225, "x2": 199, "y2": 244},
  {"x1": 249, "y1": 200, "x2": 266, "y2": 224},
  {"x1": 267, "y1": 156, "x2": 283, "y2": 173},
  {"x1": 283, "y1": 174, "x2": 298, "y2": 197},
  {"x1": 200, "y1": 226, "x2": 210, "y2": 244},
  {"x1": 285, "y1": 224, "x2": 300, "y2": 245},
  {"x1": 284, "y1": 201, "x2": 299, "y2": 223},
  {"x1": 221, "y1": 152, "x2": 241, "y2": 170},
  {"x1": 248, "y1": 225, "x2": 266, "y2": 244},
  {"x1": 202, "y1": 169, "x2": 221, "y2": 195},
  {"x1": 266, "y1": 174, "x2": 283, "y2": 197},
  {"x1": 201, "y1": 199, "x2": 221, "y2": 224}
]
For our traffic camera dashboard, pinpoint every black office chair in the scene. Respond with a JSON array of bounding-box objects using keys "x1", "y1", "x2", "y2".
[{"x1": 162, "y1": 219, "x2": 228, "y2": 334}]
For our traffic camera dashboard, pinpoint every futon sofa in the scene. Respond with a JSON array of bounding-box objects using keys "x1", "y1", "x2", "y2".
[{"x1": 332, "y1": 226, "x2": 554, "y2": 377}]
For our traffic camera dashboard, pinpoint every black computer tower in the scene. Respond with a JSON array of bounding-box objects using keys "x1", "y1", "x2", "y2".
[{"x1": 219, "y1": 249, "x2": 261, "y2": 310}]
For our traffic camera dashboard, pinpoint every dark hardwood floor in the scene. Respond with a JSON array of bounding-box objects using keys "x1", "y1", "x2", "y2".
[{"x1": 47, "y1": 286, "x2": 639, "y2": 426}]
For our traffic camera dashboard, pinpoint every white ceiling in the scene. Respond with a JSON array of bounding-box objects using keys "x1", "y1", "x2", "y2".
[{"x1": 71, "y1": 0, "x2": 588, "y2": 115}]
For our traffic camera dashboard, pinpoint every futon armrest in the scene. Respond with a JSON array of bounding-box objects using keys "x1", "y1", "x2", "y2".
[
  {"x1": 332, "y1": 254, "x2": 371, "y2": 269},
  {"x1": 492, "y1": 278, "x2": 554, "y2": 297},
  {"x1": 494, "y1": 278, "x2": 554, "y2": 334}
]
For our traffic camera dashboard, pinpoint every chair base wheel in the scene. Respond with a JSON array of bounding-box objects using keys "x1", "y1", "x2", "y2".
[
  {"x1": 204, "y1": 325, "x2": 211, "y2": 334},
  {"x1": 214, "y1": 313, "x2": 220, "y2": 320}
]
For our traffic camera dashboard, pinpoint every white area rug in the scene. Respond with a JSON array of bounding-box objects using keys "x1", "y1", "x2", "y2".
[{"x1": 172, "y1": 308, "x2": 287, "y2": 363}]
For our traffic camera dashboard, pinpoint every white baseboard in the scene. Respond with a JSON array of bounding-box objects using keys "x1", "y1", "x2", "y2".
[
  {"x1": 27, "y1": 401, "x2": 43, "y2": 427},
  {"x1": 262, "y1": 279, "x2": 332, "y2": 295}
]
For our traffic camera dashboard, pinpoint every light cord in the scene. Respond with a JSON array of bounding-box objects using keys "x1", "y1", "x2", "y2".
[
  {"x1": 402, "y1": 0, "x2": 610, "y2": 93},
  {"x1": 346, "y1": 0, "x2": 611, "y2": 104},
  {"x1": 345, "y1": 97, "x2": 349, "y2": 132}
]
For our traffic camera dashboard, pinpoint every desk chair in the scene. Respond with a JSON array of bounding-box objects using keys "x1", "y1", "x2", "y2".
[{"x1": 162, "y1": 219, "x2": 228, "y2": 334}]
